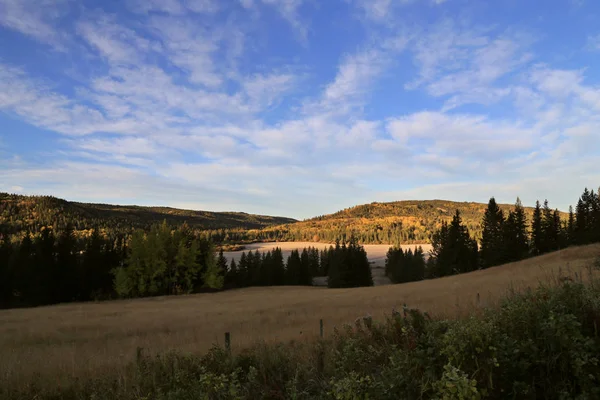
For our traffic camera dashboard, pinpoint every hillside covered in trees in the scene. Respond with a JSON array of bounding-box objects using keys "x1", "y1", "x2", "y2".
[
  {"x1": 0, "y1": 193, "x2": 296, "y2": 238},
  {"x1": 230, "y1": 199, "x2": 570, "y2": 245}
]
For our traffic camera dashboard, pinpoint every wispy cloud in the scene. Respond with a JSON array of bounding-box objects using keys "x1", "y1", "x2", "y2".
[
  {"x1": 0, "y1": 0, "x2": 68, "y2": 48},
  {"x1": 1, "y1": 1, "x2": 600, "y2": 217}
]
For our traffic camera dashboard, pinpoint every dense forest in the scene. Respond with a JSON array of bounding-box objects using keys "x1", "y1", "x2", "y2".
[
  {"x1": 0, "y1": 193, "x2": 296, "y2": 238},
  {"x1": 385, "y1": 188, "x2": 600, "y2": 285},
  {"x1": 209, "y1": 199, "x2": 570, "y2": 245}
]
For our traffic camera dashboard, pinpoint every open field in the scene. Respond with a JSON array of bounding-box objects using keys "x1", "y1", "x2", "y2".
[
  {"x1": 224, "y1": 241, "x2": 434, "y2": 285},
  {"x1": 1, "y1": 243, "x2": 598, "y2": 391}
]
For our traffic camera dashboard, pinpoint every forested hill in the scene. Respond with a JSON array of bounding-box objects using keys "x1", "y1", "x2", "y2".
[
  {"x1": 241, "y1": 199, "x2": 570, "y2": 244},
  {"x1": 0, "y1": 193, "x2": 296, "y2": 237}
]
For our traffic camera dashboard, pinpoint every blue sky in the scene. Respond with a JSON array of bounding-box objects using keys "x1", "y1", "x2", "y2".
[{"x1": 1, "y1": 0, "x2": 599, "y2": 219}]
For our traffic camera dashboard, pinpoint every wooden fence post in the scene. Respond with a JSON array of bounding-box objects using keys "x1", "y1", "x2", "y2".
[
  {"x1": 225, "y1": 332, "x2": 231, "y2": 352},
  {"x1": 319, "y1": 319, "x2": 324, "y2": 338}
]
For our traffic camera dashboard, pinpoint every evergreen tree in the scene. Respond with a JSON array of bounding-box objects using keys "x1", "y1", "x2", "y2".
[
  {"x1": 226, "y1": 258, "x2": 237, "y2": 287},
  {"x1": 567, "y1": 205, "x2": 576, "y2": 246},
  {"x1": 286, "y1": 250, "x2": 302, "y2": 285},
  {"x1": 480, "y1": 197, "x2": 506, "y2": 268},
  {"x1": 0, "y1": 238, "x2": 12, "y2": 307},
  {"x1": 10, "y1": 234, "x2": 33, "y2": 306},
  {"x1": 590, "y1": 189, "x2": 600, "y2": 243},
  {"x1": 33, "y1": 227, "x2": 56, "y2": 305},
  {"x1": 430, "y1": 210, "x2": 478, "y2": 277},
  {"x1": 237, "y1": 252, "x2": 249, "y2": 287},
  {"x1": 502, "y1": 198, "x2": 529, "y2": 263},
  {"x1": 271, "y1": 247, "x2": 286, "y2": 285},
  {"x1": 216, "y1": 249, "x2": 228, "y2": 283},
  {"x1": 55, "y1": 223, "x2": 78, "y2": 303},
  {"x1": 531, "y1": 200, "x2": 543, "y2": 255},
  {"x1": 575, "y1": 189, "x2": 592, "y2": 244},
  {"x1": 541, "y1": 200, "x2": 558, "y2": 253}
]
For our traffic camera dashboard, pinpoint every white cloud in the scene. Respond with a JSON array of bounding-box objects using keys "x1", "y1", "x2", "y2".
[
  {"x1": 0, "y1": 0, "x2": 67, "y2": 47},
  {"x1": 587, "y1": 34, "x2": 600, "y2": 51},
  {"x1": 127, "y1": 0, "x2": 218, "y2": 15},
  {"x1": 243, "y1": 73, "x2": 296, "y2": 108},
  {"x1": 77, "y1": 16, "x2": 156, "y2": 65},
  {"x1": 408, "y1": 22, "x2": 534, "y2": 110}
]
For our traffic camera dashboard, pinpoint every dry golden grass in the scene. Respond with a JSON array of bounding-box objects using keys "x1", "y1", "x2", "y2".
[{"x1": 1, "y1": 243, "x2": 599, "y2": 391}]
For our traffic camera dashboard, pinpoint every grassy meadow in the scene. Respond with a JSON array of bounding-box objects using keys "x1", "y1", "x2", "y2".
[{"x1": 1, "y1": 243, "x2": 599, "y2": 398}]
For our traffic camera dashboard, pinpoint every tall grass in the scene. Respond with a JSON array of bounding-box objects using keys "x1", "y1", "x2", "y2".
[{"x1": 3, "y1": 271, "x2": 600, "y2": 399}]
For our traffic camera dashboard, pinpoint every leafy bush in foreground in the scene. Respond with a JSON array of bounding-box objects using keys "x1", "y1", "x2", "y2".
[{"x1": 4, "y1": 279, "x2": 600, "y2": 399}]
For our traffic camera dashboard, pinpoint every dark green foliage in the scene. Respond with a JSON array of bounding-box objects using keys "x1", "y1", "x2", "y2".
[
  {"x1": 224, "y1": 247, "x2": 311, "y2": 288},
  {"x1": 113, "y1": 222, "x2": 221, "y2": 298},
  {"x1": 575, "y1": 188, "x2": 600, "y2": 245},
  {"x1": 480, "y1": 197, "x2": 506, "y2": 268},
  {"x1": 531, "y1": 200, "x2": 543, "y2": 255},
  {"x1": 327, "y1": 236, "x2": 373, "y2": 288},
  {"x1": 285, "y1": 249, "x2": 303, "y2": 285},
  {"x1": 385, "y1": 246, "x2": 426, "y2": 284},
  {"x1": 430, "y1": 210, "x2": 479, "y2": 277},
  {"x1": 8, "y1": 280, "x2": 600, "y2": 400},
  {"x1": 568, "y1": 205, "x2": 576, "y2": 245},
  {"x1": 502, "y1": 198, "x2": 530, "y2": 262}
]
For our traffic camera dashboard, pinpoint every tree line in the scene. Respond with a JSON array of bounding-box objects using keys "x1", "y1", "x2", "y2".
[
  {"x1": 0, "y1": 222, "x2": 223, "y2": 308},
  {"x1": 222, "y1": 238, "x2": 373, "y2": 289},
  {"x1": 385, "y1": 187, "x2": 600, "y2": 284}
]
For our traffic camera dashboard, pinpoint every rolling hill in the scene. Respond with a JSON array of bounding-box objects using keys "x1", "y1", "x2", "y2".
[
  {"x1": 247, "y1": 199, "x2": 569, "y2": 244},
  {"x1": 0, "y1": 193, "x2": 296, "y2": 237},
  {"x1": 1, "y1": 194, "x2": 568, "y2": 245}
]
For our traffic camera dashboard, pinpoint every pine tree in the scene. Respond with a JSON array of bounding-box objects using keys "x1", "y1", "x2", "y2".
[
  {"x1": 567, "y1": 205, "x2": 576, "y2": 245},
  {"x1": 237, "y1": 252, "x2": 249, "y2": 287},
  {"x1": 33, "y1": 227, "x2": 56, "y2": 305},
  {"x1": 430, "y1": 210, "x2": 478, "y2": 277},
  {"x1": 226, "y1": 259, "x2": 237, "y2": 287},
  {"x1": 502, "y1": 198, "x2": 529, "y2": 263},
  {"x1": 0, "y1": 238, "x2": 12, "y2": 307},
  {"x1": 271, "y1": 247, "x2": 285, "y2": 285},
  {"x1": 531, "y1": 200, "x2": 543, "y2": 255},
  {"x1": 541, "y1": 200, "x2": 558, "y2": 253},
  {"x1": 286, "y1": 250, "x2": 302, "y2": 285},
  {"x1": 10, "y1": 234, "x2": 33, "y2": 306},
  {"x1": 590, "y1": 189, "x2": 600, "y2": 243},
  {"x1": 216, "y1": 249, "x2": 228, "y2": 283},
  {"x1": 480, "y1": 197, "x2": 506, "y2": 268},
  {"x1": 56, "y1": 223, "x2": 78, "y2": 303}
]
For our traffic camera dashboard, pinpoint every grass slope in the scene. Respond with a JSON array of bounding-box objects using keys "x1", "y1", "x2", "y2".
[
  {"x1": 0, "y1": 193, "x2": 297, "y2": 235},
  {"x1": 1, "y1": 243, "x2": 598, "y2": 393}
]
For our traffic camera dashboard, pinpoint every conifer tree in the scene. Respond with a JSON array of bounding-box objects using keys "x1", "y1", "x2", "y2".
[
  {"x1": 216, "y1": 249, "x2": 228, "y2": 283},
  {"x1": 501, "y1": 198, "x2": 529, "y2": 263},
  {"x1": 56, "y1": 223, "x2": 78, "y2": 303},
  {"x1": 226, "y1": 258, "x2": 237, "y2": 287},
  {"x1": 0, "y1": 238, "x2": 12, "y2": 307},
  {"x1": 531, "y1": 200, "x2": 543, "y2": 255},
  {"x1": 271, "y1": 247, "x2": 286, "y2": 285},
  {"x1": 430, "y1": 210, "x2": 478, "y2": 277},
  {"x1": 567, "y1": 205, "x2": 576, "y2": 246},
  {"x1": 33, "y1": 227, "x2": 56, "y2": 305},
  {"x1": 480, "y1": 197, "x2": 505, "y2": 268},
  {"x1": 286, "y1": 250, "x2": 302, "y2": 285}
]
